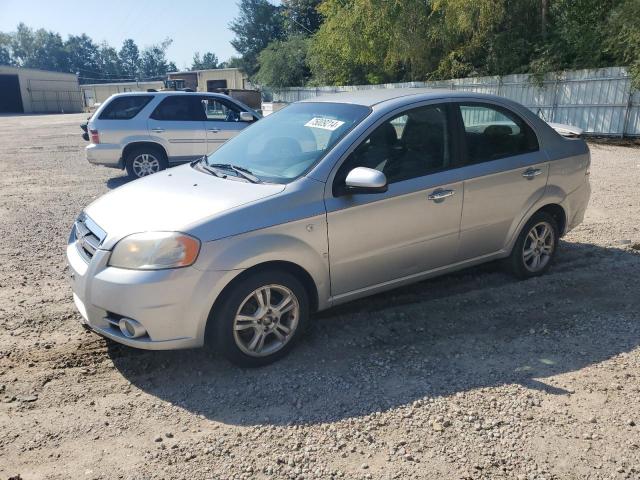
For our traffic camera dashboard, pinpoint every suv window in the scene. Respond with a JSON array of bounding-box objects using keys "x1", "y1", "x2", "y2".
[
  {"x1": 150, "y1": 96, "x2": 206, "y2": 121},
  {"x1": 334, "y1": 104, "x2": 451, "y2": 192},
  {"x1": 98, "y1": 95, "x2": 152, "y2": 120},
  {"x1": 457, "y1": 103, "x2": 538, "y2": 163},
  {"x1": 202, "y1": 97, "x2": 241, "y2": 122}
]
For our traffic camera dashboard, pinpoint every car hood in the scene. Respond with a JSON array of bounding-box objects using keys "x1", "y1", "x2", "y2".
[{"x1": 85, "y1": 164, "x2": 285, "y2": 248}]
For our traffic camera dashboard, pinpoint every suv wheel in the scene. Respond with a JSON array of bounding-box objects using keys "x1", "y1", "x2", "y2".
[
  {"x1": 508, "y1": 211, "x2": 559, "y2": 279},
  {"x1": 125, "y1": 147, "x2": 167, "y2": 179},
  {"x1": 209, "y1": 270, "x2": 309, "y2": 367}
]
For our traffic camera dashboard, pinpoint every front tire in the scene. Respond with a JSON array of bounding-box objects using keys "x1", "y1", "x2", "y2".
[
  {"x1": 125, "y1": 147, "x2": 167, "y2": 179},
  {"x1": 208, "y1": 270, "x2": 309, "y2": 367},
  {"x1": 507, "y1": 211, "x2": 559, "y2": 279}
]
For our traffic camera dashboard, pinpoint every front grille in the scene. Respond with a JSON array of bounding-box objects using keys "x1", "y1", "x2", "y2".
[{"x1": 73, "y1": 214, "x2": 106, "y2": 262}]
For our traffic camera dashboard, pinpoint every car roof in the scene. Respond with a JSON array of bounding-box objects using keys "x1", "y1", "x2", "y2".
[
  {"x1": 299, "y1": 88, "x2": 507, "y2": 107},
  {"x1": 111, "y1": 91, "x2": 228, "y2": 97}
]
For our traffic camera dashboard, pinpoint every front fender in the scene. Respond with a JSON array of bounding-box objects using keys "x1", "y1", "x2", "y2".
[{"x1": 194, "y1": 215, "x2": 331, "y2": 310}]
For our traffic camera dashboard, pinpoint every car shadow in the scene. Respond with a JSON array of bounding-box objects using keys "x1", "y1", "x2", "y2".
[
  {"x1": 106, "y1": 175, "x2": 132, "y2": 189},
  {"x1": 106, "y1": 241, "x2": 640, "y2": 426}
]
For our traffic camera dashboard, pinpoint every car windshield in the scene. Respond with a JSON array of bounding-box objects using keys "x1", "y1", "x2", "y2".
[{"x1": 204, "y1": 102, "x2": 371, "y2": 183}]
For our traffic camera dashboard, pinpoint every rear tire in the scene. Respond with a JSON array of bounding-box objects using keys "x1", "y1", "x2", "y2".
[
  {"x1": 507, "y1": 211, "x2": 559, "y2": 279},
  {"x1": 125, "y1": 147, "x2": 167, "y2": 179},
  {"x1": 207, "y1": 270, "x2": 309, "y2": 368}
]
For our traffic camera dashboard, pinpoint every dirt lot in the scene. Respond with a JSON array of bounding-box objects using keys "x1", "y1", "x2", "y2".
[{"x1": 0, "y1": 113, "x2": 639, "y2": 480}]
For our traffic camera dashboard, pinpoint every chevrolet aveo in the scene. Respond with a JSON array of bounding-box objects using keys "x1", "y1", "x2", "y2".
[{"x1": 68, "y1": 89, "x2": 591, "y2": 367}]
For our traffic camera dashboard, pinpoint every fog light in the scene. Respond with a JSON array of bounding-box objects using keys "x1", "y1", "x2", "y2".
[{"x1": 118, "y1": 318, "x2": 146, "y2": 338}]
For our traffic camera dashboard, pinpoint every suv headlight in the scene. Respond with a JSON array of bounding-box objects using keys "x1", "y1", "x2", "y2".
[{"x1": 109, "y1": 232, "x2": 200, "y2": 270}]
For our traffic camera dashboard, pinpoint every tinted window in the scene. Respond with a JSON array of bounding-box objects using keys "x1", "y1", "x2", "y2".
[
  {"x1": 99, "y1": 95, "x2": 152, "y2": 120},
  {"x1": 458, "y1": 103, "x2": 538, "y2": 163},
  {"x1": 203, "y1": 98, "x2": 241, "y2": 122},
  {"x1": 335, "y1": 104, "x2": 451, "y2": 191},
  {"x1": 151, "y1": 96, "x2": 206, "y2": 121},
  {"x1": 204, "y1": 102, "x2": 370, "y2": 184}
]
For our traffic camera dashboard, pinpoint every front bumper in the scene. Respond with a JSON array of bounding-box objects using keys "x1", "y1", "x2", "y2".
[
  {"x1": 86, "y1": 143, "x2": 123, "y2": 169},
  {"x1": 67, "y1": 239, "x2": 239, "y2": 350}
]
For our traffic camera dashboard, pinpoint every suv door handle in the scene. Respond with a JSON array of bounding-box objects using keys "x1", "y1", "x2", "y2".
[
  {"x1": 151, "y1": 128, "x2": 165, "y2": 133},
  {"x1": 427, "y1": 189, "x2": 455, "y2": 201},
  {"x1": 207, "y1": 128, "x2": 220, "y2": 133},
  {"x1": 522, "y1": 168, "x2": 542, "y2": 179}
]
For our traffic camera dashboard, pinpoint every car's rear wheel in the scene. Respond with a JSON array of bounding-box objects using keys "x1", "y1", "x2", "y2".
[
  {"x1": 508, "y1": 211, "x2": 559, "y2": 279},
  {"x1": 125, "y1": 147, "x2": 167, "y2": 179},
  {"x1": 209, "y1": 270, "x2": 309, "y2": 367}
]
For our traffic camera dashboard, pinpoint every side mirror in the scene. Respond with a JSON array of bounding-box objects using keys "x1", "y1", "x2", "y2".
[
  {"x1": 239, "y1": 111, "x2": 254, "y2": 122},
  {"x1": 344, "y1": 167, "x2": 388, "y2": 194}
]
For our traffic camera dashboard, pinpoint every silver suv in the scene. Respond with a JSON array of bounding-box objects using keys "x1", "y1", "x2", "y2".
[
  {"x1": 85, "y1": 91, "x2": 260, "y2": 179},
  {"x1": 68, "y1": 89, "x2": 590, "y2": 367}
]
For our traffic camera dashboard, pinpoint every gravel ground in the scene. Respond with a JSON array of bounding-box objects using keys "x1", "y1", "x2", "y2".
[{"x1": 0, "y1": 113, "x2": 639, "y2": 480}]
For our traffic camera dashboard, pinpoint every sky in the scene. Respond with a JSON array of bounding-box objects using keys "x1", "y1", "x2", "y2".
[{"x1": 0, "y1": 0, "x2": 273, "y2": 71}]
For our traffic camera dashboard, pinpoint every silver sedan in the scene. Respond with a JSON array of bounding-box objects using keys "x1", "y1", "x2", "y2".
[{"x1": 67, "y1": 89, "x2": 591, "y2": 366}]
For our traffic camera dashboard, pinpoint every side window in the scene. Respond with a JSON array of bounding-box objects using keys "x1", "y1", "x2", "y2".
[
  {"x1": 334, "y1": 104, "x2": 451, "y2": 193},
  {"x1": 98, "y1": 96, "x2": 152, "y2": 120},
  {"x1": 458, "y1": 103, "x2": 539, "y2": 163},
  {"x1": 202, "y1": 98, "x2": 241, "y2": 122},
  {"x1": 150, "y1": 96, "x2": 206, "y2": 121}
]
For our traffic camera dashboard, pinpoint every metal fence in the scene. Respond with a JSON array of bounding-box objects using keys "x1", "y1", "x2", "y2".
[
  {"x1": 27, "y1": 78, "x2": 83, "y2": 113},
  {"x1": 272, "y1": 67, "x2": 640, "y2": 137}
]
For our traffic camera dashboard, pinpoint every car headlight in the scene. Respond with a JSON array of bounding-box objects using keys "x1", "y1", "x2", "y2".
[{"x1": 109, "y1": 232, "x2": 201, "y2": 270}]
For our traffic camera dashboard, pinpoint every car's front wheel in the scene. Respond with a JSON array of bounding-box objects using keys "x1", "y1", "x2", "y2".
[
  {"x1": 508, "y1": 211, "x2": 559, "y2": 279},
  {"x1": 209, "y1": 270, "x2": 309, "y2": 367},
  {"x1": 125, "y1": 147, "x2": 167, "y2": 179}
]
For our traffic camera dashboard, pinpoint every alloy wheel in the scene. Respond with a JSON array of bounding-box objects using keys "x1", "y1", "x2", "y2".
[
  {"x1": 132, "y1": 153, "x2": 160, "y2": 177},
  {"x1": 522, "y1": 221, "x2": 555, "y2": 272},
  {"x1": 232, "y1": 284, "x2": 300, "y2": 357}
]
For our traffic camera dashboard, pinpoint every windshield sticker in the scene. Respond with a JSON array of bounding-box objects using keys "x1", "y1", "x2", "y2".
[{"x1": 304, "y1": 117, "x2": 345, "y2": 131}]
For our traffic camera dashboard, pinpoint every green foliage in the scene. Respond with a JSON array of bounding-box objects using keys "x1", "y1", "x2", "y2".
[
  {"x1": 281, "y1": 0, "x2": 323, "y2": 35},
  {"x1": 191, "y1": 51, "x2": 220, "y2": 70},
  {"x1": 254, "y1": 35, "x2": 311, "y2": 89},
  {"x1": 139, "y1": 38, "x2": 174, "y2": 78},
  {"x1": 118, "y1": 39, "x2": 140, "y2": 79},
  {"x1": 230, "y1": 0, "x2": 285, "y2": 76},
  {"x1": 606, "y1": 0, "x2": 640, "y2": 88}
]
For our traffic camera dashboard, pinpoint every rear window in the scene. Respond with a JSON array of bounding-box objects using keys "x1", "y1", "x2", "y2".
[{"x1": 99, "y1": 95, "x2": 153, "y2": 120}]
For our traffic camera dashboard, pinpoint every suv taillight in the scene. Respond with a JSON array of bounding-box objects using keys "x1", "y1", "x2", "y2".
[{"x1": 90, "y1": 129, "x2": 100, "y2": 144}]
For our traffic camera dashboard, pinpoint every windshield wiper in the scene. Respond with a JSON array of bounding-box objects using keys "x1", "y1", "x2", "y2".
[{"x1": 208, "y1": 163, "x2": 261, "y2": 183}]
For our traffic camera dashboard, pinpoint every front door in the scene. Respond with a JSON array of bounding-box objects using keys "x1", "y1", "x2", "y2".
[
  {"x1": 325, "y1": 103, "x2": 463, "y2": 297},
  {"x1": 202, "y1": 97, "x2": 251, "y2": 154},
  {"x1": 454, "y1": 102, "x2": 549, "y2": 260},
  {"x1": 147, "y1": 95, "x2": 207, "y2": 163}
]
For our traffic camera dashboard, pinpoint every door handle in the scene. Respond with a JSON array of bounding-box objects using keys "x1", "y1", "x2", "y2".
[
  {"x1": 522, "y1": 168, "x2": 542, "y2": 179},
  {"x1": 151, "y1": 128, "x2": 165, "y2": 133},
  {"x1": 207, "y1": 128, "x2": 220, "y2": 133},
  {"x1": 427, "y1": 189, "x2": 455, "y2": 201}
]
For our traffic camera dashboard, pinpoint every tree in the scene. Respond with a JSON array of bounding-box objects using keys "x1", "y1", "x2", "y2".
[
  {"x1": 281, "y1": 0, "x2": 322, "y2": 35},
  {"x1": 139, "y1": 38, "x2": 174, "y2": 78},
  {"x1": 0, "y1": 32, "x2": 13, "y2": 65},
  {"x1": 11, "y1": 23, "x2": 69, "y2": 72},
  {"x1": 254, "y1": 35, "x2": 310, "y2": 88},
  {"x1": 229, "y1": 0, "x2": 285, "y2": 76},
  {"x1": 220, "y1": 56, "x2": 243, "y2": 69},
  {"x1": 606, "y1": 0, "x2": 640, "y2": 87},
  {"x1": 65, "y1": 34, "x2": 100, "y2": 76},
  {"x1": 118, "y1": 38, "x2": 140, "y2": 79},
  {"x1": 97, "y1": 42, "x2": 121, "y2": 79},
  {"x1": 191, "y1": 51, "x2": 219, "y2": 70}
]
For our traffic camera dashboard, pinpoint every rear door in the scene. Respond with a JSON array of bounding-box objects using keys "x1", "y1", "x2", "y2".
[
  {"x1": 454, "y1": 102, "x2": 548, "y2": 260},
  {"x1": 147, "y1": 95, "x2": 207, "y2": 163},
  {"x1": 201, "y1": 96, "x2": 252, "y2": 154}
]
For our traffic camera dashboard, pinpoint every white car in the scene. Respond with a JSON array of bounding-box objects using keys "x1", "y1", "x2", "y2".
[{"x1": 84, "y1": 91, "x2": 260, "y2": 179}]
